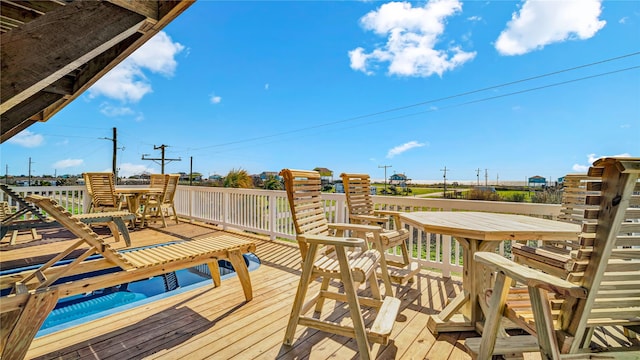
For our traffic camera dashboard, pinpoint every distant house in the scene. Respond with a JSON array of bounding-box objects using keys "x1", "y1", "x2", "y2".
[
  {"x1": 389, "y1": 173, "x2": 409, "y2": 188},
  {"x1": 259, "y1": 171, "x2": 279, "y2": 181},
  {"x1": 528, "y1": 175, "x2": 547, "y2": 187},
  {"x1": 313, "y1": 167, "x2": 333, "y2": 186},
  {"x1": 208, "y1": 174, "x2": 222, "y2": 181}
]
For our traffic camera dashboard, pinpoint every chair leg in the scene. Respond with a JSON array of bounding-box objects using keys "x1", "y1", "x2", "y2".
[
  {"x1": 284, "y1": 243, "x2": 318, "y2": 346},
  {"x1": 172, "y1": 204, "x2": 179, "y2": 224},
  {"x1": 369, "y1": 271, "x2": 382, "y2": 301},
  {"x1": 336, "y1": 246, "x2": 372, "y2": 359},
  {"x1": 158, "y1": 205, "x2": 167, "y2": 228},
  {"x1": 314, "y1": 277, "x2": 330, "y2": 314},
  {"x1": 478, "y1": 271, "x2": 511, "y2": 359}
]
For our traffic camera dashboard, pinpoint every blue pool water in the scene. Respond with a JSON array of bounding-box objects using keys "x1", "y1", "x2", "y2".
[{"x1": 0, "y1": 249, "x2": 260, "y2": 337}]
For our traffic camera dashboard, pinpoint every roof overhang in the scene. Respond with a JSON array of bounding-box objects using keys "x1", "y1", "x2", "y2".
[{"x1": 0, "y1": 0, "x2": 195, "y2": 143}]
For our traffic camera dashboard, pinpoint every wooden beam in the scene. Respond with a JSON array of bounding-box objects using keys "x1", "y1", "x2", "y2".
[
  {"x1": 0, "y1": 1, "x2": 146, "y2": 114},
  {"x1": 0, "y1": 91, "x2": 63, "y2": 141},
  {"x1": 0, "y1": 0, "x2": 194, "y2": 143},
  {"x1": 107, "y1": 0, "x2": 159, "y2": 21}
]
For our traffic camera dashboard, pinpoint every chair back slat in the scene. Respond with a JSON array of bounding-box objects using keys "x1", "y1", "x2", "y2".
[
  {"x1": 280, "y1": 169, "x2": 330, "y2": 259},
  {"x1": 83, "y1": 172, "x2": 119, "y2": 212},
  {"x1": 558, "y1": 158, "x2": 640, "y2": 348},
  {"x1": 341, "y1": 173, "x2": 375, "y2": 219},
  {"x1": 149, "y1": 174, "x2": 168, "y2": 189},
  {"x1": 162, "y1": 174, "x2": 180, "y2": 205}
]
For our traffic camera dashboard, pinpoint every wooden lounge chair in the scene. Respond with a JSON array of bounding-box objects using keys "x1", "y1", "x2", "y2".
[
  {"x1": 0, "y1": 200, "x2": 38, "y2": 244},
  {"x1": 0, "y1": 184, "x2": 134, "y2": 246},
  {"x1": 464, "y1": 157, "x2": 640, "y2": 359},
  {"x1": 83, "y1": 172, "x2": 125, "y2": 212},
  {"x1": 0, "y1": 184, "x2": 48, "y2": 222},
  {"x1": 0, "y1": 195, "x2": 256, "y2": 360},
  {"x1": 511, "y1": 173, "x2": 593, "y2": 278},
  {"x1": 1, "y1": 210, "x2": 135, "y2": 247},
  {"x1": 280, "y1": 169, "x2": 401, "y2": 360},
  {"x1": 341, "y1": 173, "x2": 420, "y2": 286}
]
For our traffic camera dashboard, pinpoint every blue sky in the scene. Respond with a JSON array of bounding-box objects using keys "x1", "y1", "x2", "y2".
[{"x1": 3, "y1": 0, "x2": 639, "y2": 183}]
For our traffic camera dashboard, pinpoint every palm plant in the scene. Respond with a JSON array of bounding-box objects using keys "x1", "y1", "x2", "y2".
[
  {"x1": 263, "y1": 176, "x2": 282, "y2": 190},
  {"x1": 223, "y1": 168, "x2": 253, "y2": 188}
]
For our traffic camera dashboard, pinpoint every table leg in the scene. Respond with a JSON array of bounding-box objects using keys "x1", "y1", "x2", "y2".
[
  {"x1": 426, "y1": 290, "x2": 475, "y2": 333},
  {"x1": 427, "y1": 237, "x2": 494, "y2": 334}
]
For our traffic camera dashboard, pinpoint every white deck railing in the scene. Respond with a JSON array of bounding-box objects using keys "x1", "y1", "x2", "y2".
[{"x1": 3, "y1": 185, "x2": 562, "y2": 276}]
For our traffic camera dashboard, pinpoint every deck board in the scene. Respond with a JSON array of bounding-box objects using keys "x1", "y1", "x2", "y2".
[{"x1": 2, "y1": 222, "x2": 631, "y2": 359}]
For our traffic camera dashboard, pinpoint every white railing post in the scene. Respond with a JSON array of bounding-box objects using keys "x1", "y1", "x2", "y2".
[
  {"x1": 223, "y1": 189, "x2": 230, "y2": 230},
  {"x1": 268, "y1": 192, "x2": 276, "y2": 240}
]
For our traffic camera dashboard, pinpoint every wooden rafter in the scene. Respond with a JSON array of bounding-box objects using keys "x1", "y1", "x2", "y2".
[{"x1": 0, "y1": 0, "x2": 195, "y2": 143}]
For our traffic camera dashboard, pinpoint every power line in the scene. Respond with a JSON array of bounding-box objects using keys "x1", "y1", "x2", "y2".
[
  {"x1": 185, "y1": 65, "x2": 639, "y2": 157},
  {"x1": 189, "y1": 52, "x2": 639, "y2": 152}
]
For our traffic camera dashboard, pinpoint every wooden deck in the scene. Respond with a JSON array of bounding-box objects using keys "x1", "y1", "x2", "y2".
[{"x1": 1, "y1": 222, "x2": 634, "y2": 359}]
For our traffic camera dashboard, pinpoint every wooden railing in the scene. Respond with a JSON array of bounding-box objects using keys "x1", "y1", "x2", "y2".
[{"x1": 3, "y1": 185, "x2": 562, "y2": 276}]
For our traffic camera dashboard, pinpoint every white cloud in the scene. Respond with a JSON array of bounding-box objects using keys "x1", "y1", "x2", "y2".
[
  {"x1": 210, "y1": 95, "x2": 222, "y2": 104},
  {"x1": 99, "y1": 103, "x2": 135, "y2": 117},
  {"x1": 7, "y1": 130, "x2": 44, "y2": 148},
  {"x1": 572, "y1": 152, "x2": 631, "y2": 172},
  {"x1": 88, "y1": 31, "x2": 185, "y2": 103},
  {"x1": 495, "y1": 0, "x2": 606, "y2": 56},
  {"x1": 53, "y1": 159, "x2": 83, "y2": 169},
  {"x1": 118, "y1": 163, "x2": 155, "y2": 178},
  {"x1": 571, "y1": 163, "x2": 589, "y2": 172},
  {"x1": 386, "y1": 140, "x2": 426, "y2": 158},
  {"x1": 349, "y1": 0, "x2": 476, "y2": 77}
]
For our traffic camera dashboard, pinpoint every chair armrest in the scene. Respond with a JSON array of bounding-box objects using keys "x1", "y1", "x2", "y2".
[
  {"x1": 299, "y1": 234, "x2": 366, "y2": 249},
  {"x1": 328, "y1": 223, "x2": 382, "y2": 233},
  {"x1": 474, "y1": 252, "x2": 587, "y2": 299},
  {"x1": 373, "y1": 210, "x2": 402, "y2": 217},
  {"x1": 351, "y1": 214, "x2": 389, "y2": 224}
]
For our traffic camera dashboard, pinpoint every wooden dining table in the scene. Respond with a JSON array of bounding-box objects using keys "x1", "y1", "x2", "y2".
[
  {"x1": 398, "y1": 211, "x2": 581, "y2": 335},
  {"x1": 114, "y1": 187, "x2": 163, "y2": 225}
]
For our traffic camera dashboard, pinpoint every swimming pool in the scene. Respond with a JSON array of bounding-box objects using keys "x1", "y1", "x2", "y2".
[{"x1": 0, "y1": 249, "x2": 260, "y2": 337}]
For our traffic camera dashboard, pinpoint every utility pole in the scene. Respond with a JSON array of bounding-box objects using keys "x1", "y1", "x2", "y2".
[
  {"x1": 441, "y1": 166, "x2": 448, "y2": 197},
  {"x1": 189, "y1": 156, "x2": 193, "y2": 186},
  {"x1": 100, "y1": 127, "x2": 123, "y2": 184},
  {"x1": 378, "y1": 165, "x2": 392, "y2": 192},
  {"x1": 28, "y1": 157, "x2": 34, "y2": 186},
  {"x1": 484, "y1": 169, "x2": 488, "y2": 187},
  {"x1": 141, "y1": 144, "x2": 181, "y2": 174},
  {"x1": 5, "y1": 165, "x2": 8, "y2": 184},
  {"x1": 475, "y1": 168, "x2": 480, "y2": 186}
]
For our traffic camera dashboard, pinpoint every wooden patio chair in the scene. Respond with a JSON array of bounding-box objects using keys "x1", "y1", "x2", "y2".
[
  {"x1": 141, "y1": 174, "x2": 180, "y2": 227},
  {"x1": 280, "y1": 169, "x2": 401, "y2": 360},
  {"x1": 0, "y1": 194, "x2": 256, "y2": 360},
  {"x1": 464, "y1": 157, "x2": 640, "y2": 359},
  {"x1": 83, "y1": 172, "x2": 125, "y2": 212},
  {"x1": 341, "y1": 173, "x2": 420, "y2": 286},
  {"x1": 511, "y1": 173, "x2": 593, "y2": 278},
  {"x1": 149, "y1": 173, "x2": 167, "y2": 189}
]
